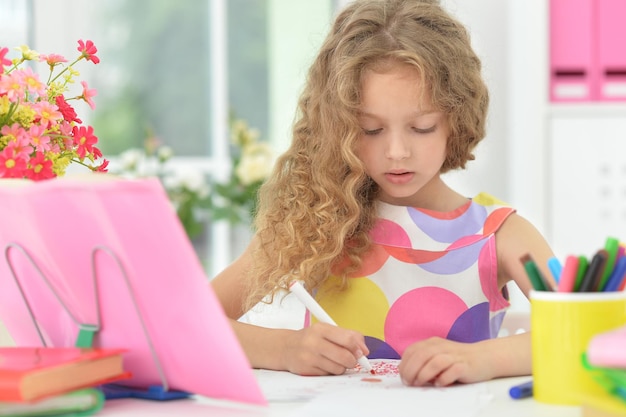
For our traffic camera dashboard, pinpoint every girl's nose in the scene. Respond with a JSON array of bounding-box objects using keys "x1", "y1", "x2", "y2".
[{"x1": 385, "y1": 132, "x2": 410, "y2": 160}]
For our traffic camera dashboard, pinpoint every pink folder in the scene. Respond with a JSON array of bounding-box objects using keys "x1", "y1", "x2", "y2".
[
  {"x1": 597, "y1": 0, "x2": 626, "y2": 101},
  {"x1": 0, "y1": 176, "x2": 266, "y2": 406},
  {"x1": 549, "y1": 0, "x2": 594, "y2": 102}
]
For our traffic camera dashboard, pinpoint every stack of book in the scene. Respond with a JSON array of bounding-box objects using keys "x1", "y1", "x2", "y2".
[{"x1": 0, "y1": 347, "x2": 130, "y2": 416}]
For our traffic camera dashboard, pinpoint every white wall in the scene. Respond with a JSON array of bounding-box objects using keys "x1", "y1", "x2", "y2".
[
  {"x1": 441, "y1": 1, "x2": 553, "y2": 243},
  {"x1": 505, "y1": 0, "x2": 550, "y2": 235},
  {"x1": 440, "y1": 0, "x2": 510, "y2": 206}
]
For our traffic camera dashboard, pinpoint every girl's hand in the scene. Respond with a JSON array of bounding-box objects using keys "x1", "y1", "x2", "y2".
[
  {"x1": 280, "y1": 322, "x2": 370, "y2": 376},
  {"x1": 398, "y1": 337, "x2": 493, "y2": 387}
]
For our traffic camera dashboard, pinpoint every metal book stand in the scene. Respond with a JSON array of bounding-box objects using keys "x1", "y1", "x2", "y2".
[{"x1": 3, "y1": 242, "x2": 190, "y2": 400}]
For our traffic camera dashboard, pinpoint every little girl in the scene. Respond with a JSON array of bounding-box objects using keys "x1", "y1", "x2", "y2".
[{"x1": 211, "y1": 0, "x2": 555, "y2": 387}]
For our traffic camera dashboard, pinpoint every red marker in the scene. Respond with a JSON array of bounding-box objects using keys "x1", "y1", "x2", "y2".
[{"x1": 557, "y1": 255, "x2": 579, "y2": 292}]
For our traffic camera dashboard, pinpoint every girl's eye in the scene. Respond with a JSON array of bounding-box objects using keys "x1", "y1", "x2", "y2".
[
  {"x1": 362, "y1": 128, "x2": 382, "y2": 136},
  {"x1": 413, "y1": 125, "x2": 436, "y2": 134}
]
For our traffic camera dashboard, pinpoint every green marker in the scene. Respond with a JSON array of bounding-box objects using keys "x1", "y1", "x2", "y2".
[
  {"x1": 521, "y1": 254, "x2": 547, "y2": 291},
  {"x1": 574, "y1": 255, "x2": 588, "y2": 292}
]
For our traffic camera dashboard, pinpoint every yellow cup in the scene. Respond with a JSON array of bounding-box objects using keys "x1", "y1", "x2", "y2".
[{"x1": 530, "y1": 290, "x2": 626, "y2": 405}]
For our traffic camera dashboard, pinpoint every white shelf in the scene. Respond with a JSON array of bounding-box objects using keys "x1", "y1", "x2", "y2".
[{"x1": 548, "y1": 102, "x2": 626, "y2": 117}]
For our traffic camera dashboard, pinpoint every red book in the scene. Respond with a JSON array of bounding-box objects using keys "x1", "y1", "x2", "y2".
[{"x1": 0, "y1": 347, "x2": 130, "y2": 402}]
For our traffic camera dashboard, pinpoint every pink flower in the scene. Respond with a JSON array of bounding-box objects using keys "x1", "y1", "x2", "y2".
[
  {"x1": 77, "y1": 39, "x2": 100, "y2": 64},
  {"x1": 33, "y1": 101, "x2": 63, "y2": 127},
  {"x1": 1, "y1": 124, "x2": 33, "y2": 156},
  {"x1": 40, "y1": 53, "x2": 67, "y2": 66},
  {"x1": 1, "y1": 123, "x2": 28, "y2": 142},
  {"x1": 19, "y1": 67, "x2": 47, "y2": 98},
  {"x1": 58, "y1": 121, "x2": 74, "y2": 138},
  {"x1": 0, "y1": 71, "x2": 27, "y2": 102},
  {"x1": 27, "y1": 125, "x2": 52, "y2": 152},
  {"x1": 1, "y1": 40, "x2": 108, "y2": 178},
  {"x1": 80, "y1": 81, "x2": 97, "y2": 110}
]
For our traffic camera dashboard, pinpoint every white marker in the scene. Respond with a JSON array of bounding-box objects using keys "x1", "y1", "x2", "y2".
[{"x1": 288, "y1": 279, "x2": 373, "y2": 373}]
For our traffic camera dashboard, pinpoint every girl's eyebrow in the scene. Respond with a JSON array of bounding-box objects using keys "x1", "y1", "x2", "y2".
[{"x1": 357, "y1": 109, "x2": 440, "y2": 118}]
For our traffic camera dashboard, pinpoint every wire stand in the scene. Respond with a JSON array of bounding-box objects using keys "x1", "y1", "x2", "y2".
[{"x1": 4, "y1": 242, "x2": 190, "y2": 400}]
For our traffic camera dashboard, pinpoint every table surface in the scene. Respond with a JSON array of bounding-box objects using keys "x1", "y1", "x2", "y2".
[{"x1": 95, "y1": 371, "x2": 582, "y2": 417}]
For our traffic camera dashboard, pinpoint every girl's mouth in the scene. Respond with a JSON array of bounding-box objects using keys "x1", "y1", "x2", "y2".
[{"x1": 385, "y1": 171, "x2": 414, "y2": 184}]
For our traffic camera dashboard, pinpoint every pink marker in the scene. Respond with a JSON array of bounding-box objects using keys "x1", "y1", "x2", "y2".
[{"x1": 557, "y1": 255, "x2": 579, "y2": 292}]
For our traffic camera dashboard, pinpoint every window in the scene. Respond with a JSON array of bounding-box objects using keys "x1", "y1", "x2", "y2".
[{"x1": 2, "y1": 0, "x2": 334, "y2": 276}]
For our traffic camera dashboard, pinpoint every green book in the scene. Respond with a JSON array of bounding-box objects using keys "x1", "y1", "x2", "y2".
[{"x1": 0, "y1": 388, "x2": 104, "y2": 417}]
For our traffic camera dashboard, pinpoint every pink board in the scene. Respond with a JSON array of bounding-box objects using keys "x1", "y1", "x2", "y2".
[{"x1": 0, "y1": 176, "x2": 266, "y2": 406}]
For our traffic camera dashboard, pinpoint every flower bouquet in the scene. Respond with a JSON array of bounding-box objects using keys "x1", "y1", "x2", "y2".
[
  {"x1": 0, "y1": 40, "x2": 108, "y2": 180},
  {"x1": 208, "y1": 117, "x2": 273, "y2": 225},
  {"x1": 114, "y1": 117, "x2": 272, "y2": 240}
]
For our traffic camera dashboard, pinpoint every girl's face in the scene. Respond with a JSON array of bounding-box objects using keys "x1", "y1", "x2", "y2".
[{"x1": 355, "y1": 64, "x2": 449, "y2": 206}]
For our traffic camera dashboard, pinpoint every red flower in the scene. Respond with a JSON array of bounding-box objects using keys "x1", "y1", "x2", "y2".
[
  {"x1": 0, "y1": 47, "x2": 11, "y2": 71},
  {"x1": 0, "y1": 146, "x2": 28, "y2": 179},
  {"x1": 26, "y1": 152, "x2": 55, "y2": 181},
  {"x1": 94, "y1": 159, "x2": 109, "y2": 173},
  {"x1": 77, "y1": 39, "x2": 100, "y2": 64},
  {"x1": 1, "y1": 40, "x2": 108, "y2": 178},
  {"x1": 72, "y1": 125, "x2": 98, "y2": 159},
  {"x1": 55, "y1": 95, "x2": 82, "y2": 123}
]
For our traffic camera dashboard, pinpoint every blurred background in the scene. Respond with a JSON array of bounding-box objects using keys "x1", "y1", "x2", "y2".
[{"x1": 2, "y1": 0, "x2": 625, "y2": 312}]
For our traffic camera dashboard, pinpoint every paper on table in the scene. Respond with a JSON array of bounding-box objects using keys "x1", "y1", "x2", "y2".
[
  {"x1": 290, "y1": 385, "x2": 494, "y2": 417},
  {"x1": 255, "y1": 359, "x2": 494, "y2": 417},
  {"x1": 255, "y1": 359, "x2": 403, "y2": 402}
]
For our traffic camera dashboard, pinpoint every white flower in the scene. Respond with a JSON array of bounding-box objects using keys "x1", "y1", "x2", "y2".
[
  {"x1": 245, "y1": 127, "x2": 261, "y2": 143},
  {"x1": 118, "y1": 148, "x2": 145, "y2": 172},
  {"x1": 164, "y1": 169, "x2": 210, "y2": 198},
  {"x1": 136, "y1": 158, "x2": 160, "y2": 177},
  {"x1": 235, "y1": 142, "x2": 273, "y2": 186},
  {"x1": 157, "y1": 146, "x2": 173, "y2": 163},
  {"x1": 231, "y1": 120, "x2": 260, "y2": 147}
]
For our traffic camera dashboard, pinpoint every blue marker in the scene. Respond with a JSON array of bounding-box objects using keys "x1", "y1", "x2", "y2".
[
  {"x1": 509, "y1": 380, "x2": 533, "y2": 399},
  {"x1": 603, "y1": 256, "x2": 626, "y2": 292},
  {"x1": 547, "y1": 257, "x2": 562, "y2": 284}
]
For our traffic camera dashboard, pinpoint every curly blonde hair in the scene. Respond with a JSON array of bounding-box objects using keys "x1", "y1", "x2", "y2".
[{"x1": 244, "y1": 0, "x2": 489, "y2": 309}]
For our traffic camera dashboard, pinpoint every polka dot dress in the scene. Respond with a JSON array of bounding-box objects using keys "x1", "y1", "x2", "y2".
[{"x1": 314, "y1": 193, "x2": 514, "y2": 359}]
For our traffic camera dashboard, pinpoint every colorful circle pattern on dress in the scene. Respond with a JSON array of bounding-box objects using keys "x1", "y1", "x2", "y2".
[
  {"x1": 318, "y1": 276, "x2": 388, "y2": 341},
  {"x1": 316, "y1": 195, "x2": 516, "y2": 359},
  {"x1": 384, "y1": 287, "x2": 468, "y2": 355},
  {"x1": 408, "y1": 201, "x2": 485, "y2": 242}
]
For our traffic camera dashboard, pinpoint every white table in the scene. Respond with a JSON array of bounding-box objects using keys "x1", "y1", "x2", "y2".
[
  {"x1": 96, "y1": 372, "x2": 581, "y2": 417},
  {"x1": 1, "y1": 319, "x2": 580, "y2": 417}
]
